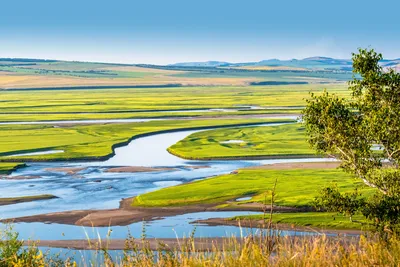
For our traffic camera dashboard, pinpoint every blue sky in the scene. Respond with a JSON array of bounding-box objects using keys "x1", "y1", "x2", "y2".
[{"x1": 1, "y1": 0, "x2": 399, "y2": 64}]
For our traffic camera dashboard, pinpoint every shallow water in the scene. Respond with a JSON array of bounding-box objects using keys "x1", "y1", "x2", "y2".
[
  {"x1": 8, "y1": 211, "x2": 321, "y2": 241},
  {"x1": 0, "y1": 122, "x2": 334, "y2": 239}
]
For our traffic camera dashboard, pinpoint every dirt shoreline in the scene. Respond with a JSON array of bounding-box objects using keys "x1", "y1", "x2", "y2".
[
  {"x1": 0, "y1": 194, "x2": 58, "y2": 206},
  {"x1": 2, "y1": 162, "x2": 340, "y2": 226}
]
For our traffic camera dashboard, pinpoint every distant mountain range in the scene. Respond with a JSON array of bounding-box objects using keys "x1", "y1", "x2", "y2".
[
  {"x1": 170, "y1": 57, "x2": 400, "y2": 71},
  {"x1": 0, "y1": 57, "x2": 399, "y2": 72}
]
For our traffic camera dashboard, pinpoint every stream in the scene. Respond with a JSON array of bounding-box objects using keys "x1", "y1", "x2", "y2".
[{"x1": 0, "y1": 122, "x2": 333, "y2": 241}]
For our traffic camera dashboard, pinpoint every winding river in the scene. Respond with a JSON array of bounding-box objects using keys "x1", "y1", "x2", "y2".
[{"x1": 0, "y1": 122, "x2": 332, "y2": 241}]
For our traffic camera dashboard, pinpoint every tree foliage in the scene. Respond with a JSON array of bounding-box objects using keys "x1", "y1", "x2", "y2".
[{"x1": 303, "y1": 48, "x2": 400, "y2": 236}]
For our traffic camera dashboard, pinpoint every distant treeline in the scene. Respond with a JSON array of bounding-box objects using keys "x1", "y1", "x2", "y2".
[
  {"x1": 135, "y1": 64, "x2": 351, "y2": 74},
  {"x1": 250, "y1": 81, "x2": 309, "y2": 86},
  {"x1": 0, "y1": 58, "x2": 58, "y2": 63}
]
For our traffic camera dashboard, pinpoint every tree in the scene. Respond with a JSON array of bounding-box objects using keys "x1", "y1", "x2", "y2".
[{"x1": 303, "y1": 48, "x2": 400, "y2": 236}]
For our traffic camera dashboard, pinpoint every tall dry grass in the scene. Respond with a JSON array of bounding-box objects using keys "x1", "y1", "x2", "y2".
[{"x1": 1, "y1": 224, "x2": 400, "y2": 266}]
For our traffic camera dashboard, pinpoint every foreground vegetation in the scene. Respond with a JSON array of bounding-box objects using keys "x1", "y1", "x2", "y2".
[
  {"x1": 232, "y1": 212, "x2": 368, "y2": 230},
  {"x1": 168, "y1": 124, "x2": 316, "y2": 159},
  {"x1": 1, "y1": 226, "x2": 400, "y2": 266},
  {"x1": 303, "y1": 49, "x2": 400, "y2": 236}
]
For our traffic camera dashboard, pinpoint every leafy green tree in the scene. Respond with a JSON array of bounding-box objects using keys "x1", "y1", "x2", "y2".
[
  {"x1": 303, "y1": 48, "x2": 400, "y2": 236},
  {"x1": 314, "y1": 186, "x2": 365, "y2": 222}
]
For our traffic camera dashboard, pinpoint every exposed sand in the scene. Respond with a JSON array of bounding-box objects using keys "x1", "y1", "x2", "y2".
[
  {"x1": 0, "y1": 195, "x2": 58, "y2": 206},
  {"x1": 2, "y1": 162, "x2": 340, "y2": 226},
  {"x1": 0, "y1": 175, "x2": 41, "y2": 180},
  {"x1": 45, "y1": 167, "x2": 87, "y2": 175},
  {"x1": 2, "y1": 196, "x2": 307, "y2": 227},
  {"x1": 105, "y1": 166, "x2": 177, "y2": 173}
]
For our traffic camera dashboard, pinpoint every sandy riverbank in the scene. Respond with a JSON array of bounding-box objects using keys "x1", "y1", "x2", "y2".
[
  {"x1": 2, "y1": 162, "x2": 340, "y2": 226},
  {"x1": 0, "y1": 194, "x2": 58, "y2": 206}
]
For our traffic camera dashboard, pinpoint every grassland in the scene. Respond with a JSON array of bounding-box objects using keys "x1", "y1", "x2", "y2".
[
  {"x1": 0, "y1": 118, "x2": 292, "y2": 161},
  {"x1": 0, "y1": 84, "x2": 348, "y2": 114},
  {"x1": 132, "y1": 168, "x2": 374, "y2": 208},
  {"x1": 0, "y1": 109, "x2": 300, "y2": 123},
  {"x1": 231, "y1": 212, "x2": 368, "y2": 230},
  {"x1": 0, "y1": 59, "x2": 353, "y2": 89},
  {"x1": 168, "y1": 124, "x2": 316, "y2": 159}
]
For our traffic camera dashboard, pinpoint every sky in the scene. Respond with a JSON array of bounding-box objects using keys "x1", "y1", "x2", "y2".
[{"x1": 1, "y1": 0, "x2": 399, "y2": 65}]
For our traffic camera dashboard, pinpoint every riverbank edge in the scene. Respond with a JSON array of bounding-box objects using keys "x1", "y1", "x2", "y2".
[
  {"x1": 0, "y1": 194, "x2": 58, "y2": 206},
  {"x1": 166, "y1": 148, "x2": 322, "y2": 161},
  {"x1": 0, "y1": 163, "x2": 27, "y2": 175},
  {"x1": 0, "y1": 120, "x2": 295, "y2": 163},
  {"x1": 193, "y1": 217, "x2": 363, "y2": 235}
]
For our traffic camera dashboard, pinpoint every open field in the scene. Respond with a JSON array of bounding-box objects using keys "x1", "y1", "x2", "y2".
[
  {"x1": 168, "y1": 124, "x2": 316, "y2": 159},
  {"x1": 230, "y1": 212, "x2": 367, "y2": 230},
  {"x1": 0, "y1": 59, "x2": 353, "y2": 89},
  {"x1": 195, "y1": 212, "x2": 368, "y2": 231},
  {"x1": 0, "y1": 84, "x2": 348, "y2": 114},
  {"x1": 132, "y1": 167, "x2": 374, "y2": 208},
  {"x1": 220, "y1": 66, "x2": 310, "y2": 71},
  {"x1": 0, "y1": 109, "x2": 300, "y2": 122},
  {"x1": 0, "y1": 118, "x2": 292, "y2": 161}
]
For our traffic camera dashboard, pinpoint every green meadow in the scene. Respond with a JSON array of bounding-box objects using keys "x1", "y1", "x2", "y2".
[
  {"x1": 232, "y1": 212, "x2": 368, "y2": 230},
  {"x1": 0, "y1": 84, "x2": 347, "y2": 114},
  {"x1": 0, "y1": 109, "x2": 300, "y2": 122},
  {"x1": 0, "y1": 118, "x2": 292, "y2": 161},
  {"x1": 168, "y1": 123, "x2": 316, "y2": 159},
  {"x1": 132, "y1": 168, "x2": 374, "y2": 208}
]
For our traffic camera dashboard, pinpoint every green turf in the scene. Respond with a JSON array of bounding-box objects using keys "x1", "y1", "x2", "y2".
[
  {"x1": 168, "y1": 124, "x2": 316, "y2": 159},
  {"x1": 0, "y1": 119, "x2": 292, "y2": 161},
  {"x1": 132, "y1": 168, "x2": 374, "y2": 207},
  {"x1": 0, "y1": 163, "x2": 25, "y2": 174},
  {"x1": 231, "y1": 212, "x2": 369, "y2": 230}
]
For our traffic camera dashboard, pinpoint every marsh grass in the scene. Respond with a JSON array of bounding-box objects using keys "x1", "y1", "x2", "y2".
[{"x1": 2, "y1": 224, "x2": 400, "y2": 266}]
